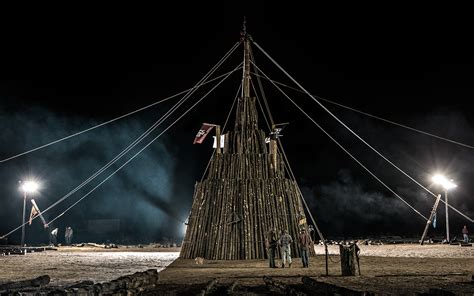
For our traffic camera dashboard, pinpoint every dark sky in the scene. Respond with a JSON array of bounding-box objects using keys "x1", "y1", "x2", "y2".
[{"x1": 1, "y1": 5, "x2": 473, "y2": 244}]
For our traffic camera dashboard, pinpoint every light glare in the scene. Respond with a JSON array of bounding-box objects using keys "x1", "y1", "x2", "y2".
[
  {"x1": 432, "y1": 174, "x2": 457, "y2": 190},
  {"x1": 20, "y1": 181, "x2": 39, "y2": 193}
]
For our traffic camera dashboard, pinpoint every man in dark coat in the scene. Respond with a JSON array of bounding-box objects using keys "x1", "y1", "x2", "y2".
[
  {"x1": 265, "y1": 229, "x2": 278, "y2": 268},
  {"x1": 298, "y1": 228, "x2": 312, "y2": 268}
]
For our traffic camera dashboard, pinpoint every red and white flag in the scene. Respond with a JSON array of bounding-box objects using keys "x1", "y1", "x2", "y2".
[{"x1": 193, "y1": 123, "x2": 215, "y2": 144}]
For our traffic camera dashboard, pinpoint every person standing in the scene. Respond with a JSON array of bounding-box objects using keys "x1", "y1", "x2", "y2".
[
  {"x1": 265, "y1": 229, "x2": 278, "y2": 268},
  {"x1": 49, "y1": 228, "x2": 58, "y2": 246},
  {"x1": 279, "y1": 230, "x2": 293, "y2": 268},
  {"x1": 298, "y1": 228, "x2": 312, "y2": 268},
  {"x1": 65, "y1": 226, "x2": 73, "y2": 245},
  {"x1": 462, "y1": 225, "x2": 469, "y2": 243}
]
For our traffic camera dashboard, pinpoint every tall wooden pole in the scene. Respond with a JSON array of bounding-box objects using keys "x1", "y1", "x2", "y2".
[
  {"x1": 241, "y1": 17, "x2": 251, "y2": 100},
  {"x1": 215, "y1": 125, "x2": 221, "y2": 154},
  {"x1": 420, "y1": 194, "x2": 441, "y2": 245}
]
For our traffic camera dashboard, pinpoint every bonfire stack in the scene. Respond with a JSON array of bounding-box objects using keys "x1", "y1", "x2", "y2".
[{"x1": 180, "y1": 37, "x2": 311, "y2": 259}]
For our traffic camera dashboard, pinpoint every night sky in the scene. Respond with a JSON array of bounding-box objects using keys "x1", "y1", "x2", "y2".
[{"x1": 1, "y1": 6, "x2": 473, "y2": 244}]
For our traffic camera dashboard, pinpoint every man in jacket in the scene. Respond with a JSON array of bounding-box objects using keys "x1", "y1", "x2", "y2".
[
  {"x1": 265, "y1": 229, "x2": 278, "y2": 268},
  {"x1": 298, "y1": 228, "x2": 312, "y2": 268},
  {"x1": 462, "y1": 225, "x2": 469, "y2": 243},
  {"x1": 279, "y1": 230, "x2": 293, "y2": 268}
]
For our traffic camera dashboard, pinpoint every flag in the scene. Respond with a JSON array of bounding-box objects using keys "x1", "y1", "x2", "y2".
[
  {"x1": 267, "y1": 122, "x2": 289, "y2": 141},
  {"x1": 193, "y1": 123, "x2": 215, "y2": 144},
  {"x1": 29, "y1": 206, "x2": 38, "y2": 225},
  {"x1": 432, "y1": 213, "x2": 437, "y2": 228},
  {"x1": 212, "y1": 134, "x2": 225, "y2": 148}
]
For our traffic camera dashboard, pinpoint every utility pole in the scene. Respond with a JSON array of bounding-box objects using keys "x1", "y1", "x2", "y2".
[
  {"x1": 21, "y1": 191, "x2": 26, "y2": 247},
  {"x1": 445, "y1": 190, "x2": 450, "y2": 243}
]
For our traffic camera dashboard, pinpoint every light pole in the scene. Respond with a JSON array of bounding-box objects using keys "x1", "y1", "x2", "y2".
[
  {"x1": 19, "y1": 180, "x2": 39, "y2": 247},
  {"x1": 432, "y1": 174, "x2": 457, "y2": 243}
]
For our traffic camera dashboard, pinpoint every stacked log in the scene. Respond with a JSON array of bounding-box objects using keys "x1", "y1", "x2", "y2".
[{"x1": 181, "y1": 95, "x2": 311, "y2": 260}]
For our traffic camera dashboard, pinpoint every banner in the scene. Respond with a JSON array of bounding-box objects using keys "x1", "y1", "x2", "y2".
[
  {"x1": 193, "y1": 123, "x2": 215, "y2": 144},
  {"x1": 29, "y1": 206, "x2": 38, "y2": 225},
  {"x1": 212, "y1": 135, "x2": 225, "y2": 148}
]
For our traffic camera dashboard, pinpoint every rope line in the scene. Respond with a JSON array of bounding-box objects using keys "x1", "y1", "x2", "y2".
[
  {"x1": 250, "y1": 73, "x2": 474, "y2": 150},
  {"x1": 36, "y1": 64, "x2": 242, "y2": 228},
  {"x1": 249, "y1": 46, "x2": 274, "y2": 126},
  {"x1": 253, "y1": 41, "x2": 473, "y2": 223},
  {"x1": 251, "y1": 61, "x2": 428, "y2": 221},
  {"x1": 251, "y1": 56, "x2": 329, "y2": 275},
  {"x1": 252, "y1": 80, "x2": 272, "y2": 132},
  {"x1": 0, "y1": 42, "x2": 242, "y2": 239},
  {"x1": 200, "y1": 82, "x2": 242, "y2": 183},
  {"x1": 0, "y1": 43, "x2": 241, "y2": 164}
]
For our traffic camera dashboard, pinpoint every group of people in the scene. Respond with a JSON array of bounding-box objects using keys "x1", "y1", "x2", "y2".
[
  {"x1": 265, "y1": 227, "x2": 313, "y2": 268},
  {"x1": 49, "y1": 226, "x2": 74, "y2": 246}
]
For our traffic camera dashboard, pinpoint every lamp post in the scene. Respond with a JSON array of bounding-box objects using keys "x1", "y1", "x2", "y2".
[
  {"x1": 19, "y1": 180, "x2": 39, "y2": 247},
  {"x1": 432, "y1": 175, "x2": 457, "y2": 243}
]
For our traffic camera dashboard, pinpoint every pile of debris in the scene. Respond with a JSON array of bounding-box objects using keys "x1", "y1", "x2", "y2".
[
  {"x1": 0, "y1": 269, "x2": 159, "y2": 295},
  {"x1": 0, "y1": 246, "x2": 56, "y2": 256}
]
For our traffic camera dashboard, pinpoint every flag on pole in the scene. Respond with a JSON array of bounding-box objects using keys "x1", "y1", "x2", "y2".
[
  {"x1": 29, "y1": 206, "x2": 38, "y2": 225},
  {"x1": 193, "y1": 123, "x2": 215, "y2": 144},
  {"x1": 432, "y1": 213, "x2": 437, "y2": 228},
  {"x1": 266, "y1": 122, "x2": 289, "y2": 142}
]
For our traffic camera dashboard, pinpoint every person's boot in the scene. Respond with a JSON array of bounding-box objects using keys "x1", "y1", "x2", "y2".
[
  {"x1": 289, "y1": 262, "x2": 292, "y2": 268},
  {"x1": 281, "y1": 263, "x2": 285, "y2": 268}
]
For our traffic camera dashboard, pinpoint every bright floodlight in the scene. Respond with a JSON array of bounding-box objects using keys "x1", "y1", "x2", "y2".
[
  {"x1": 432, "y1": 174, "x2": 457, "y2": 190},
  {"x1": 20, "y1": 181, "x2": 39, "y2": 193}
]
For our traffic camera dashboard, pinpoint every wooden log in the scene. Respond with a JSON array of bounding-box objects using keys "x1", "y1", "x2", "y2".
[
  {"x1": 0, "y1": 275, "x2": 50, "y2": 291},
  {"x1": 427, "y1": 288, "x2": 456, "y2": 296},
  {"x1": 226, "y1": 280, "x2": 239, "y2": 295},
  {"x1": 301, "y1": 276, "x2": 372, "y2": 295},
  {"x1": 263, "y1": 276, "x2": 307, "y2": 296},
  {"x1": 339, "y1": 244, "x2": 358, "y2": 276},
  {"x1": 67, "y1": 280, "x2": 95, "y2": 289}
]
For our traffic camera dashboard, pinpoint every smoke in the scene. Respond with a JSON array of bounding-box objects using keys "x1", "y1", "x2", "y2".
[
  {"x1": 302, "y1": 169, "x2": 428, "y2": 238},
  {"x1": 299, "y1": 107, "x2": 474, "y2": 239},
  {"x1": 0, "y1": 98, "x2": 193, "y2": 244}
]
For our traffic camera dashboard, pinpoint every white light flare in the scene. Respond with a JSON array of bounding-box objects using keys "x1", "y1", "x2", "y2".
[
  {"x1": 20, "y1": 180, "x2": 40, "y2": 194},
  {"x1": 432, "y1": 174, "x2": 457, "y2": 190}
]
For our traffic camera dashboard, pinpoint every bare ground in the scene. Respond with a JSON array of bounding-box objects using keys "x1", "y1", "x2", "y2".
[
  {"x1": 157, "y1": 244, "x2": 474, "y2": 295},
  {"x1": 1, "y1": 244, "x2": 473, "y2": 295},
  {"x1": 0, "y1": 246, "x2": 179, "y2": 285}
]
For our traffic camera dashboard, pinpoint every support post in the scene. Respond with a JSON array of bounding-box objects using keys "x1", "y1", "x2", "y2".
[
  {"x1": 21, "y1": 192, "x2": 26, "y2": 247},
  {"x1": 215, "y1": 125, "x2": 221, "y2": 154},
  {"x1": 339, "y1": 244, "x2": 357, "y2": 276},
  {"x1": 445, "y1": 190, "x2": 450, "y2": 243},
  {"x1": 420, "y1": 194, "x2": 441, "y2": 245}
]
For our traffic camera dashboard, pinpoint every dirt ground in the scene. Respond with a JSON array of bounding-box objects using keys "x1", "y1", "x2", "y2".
[
  {"x1": 1, "y1": 244, "x2": 473, "y2": 294},
  {"x1": 0, "y1": 246, "x2": 179, "y2": 285},
  {"x1": 158, "y1": 244, "x2": 474, "y2": 295}
]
